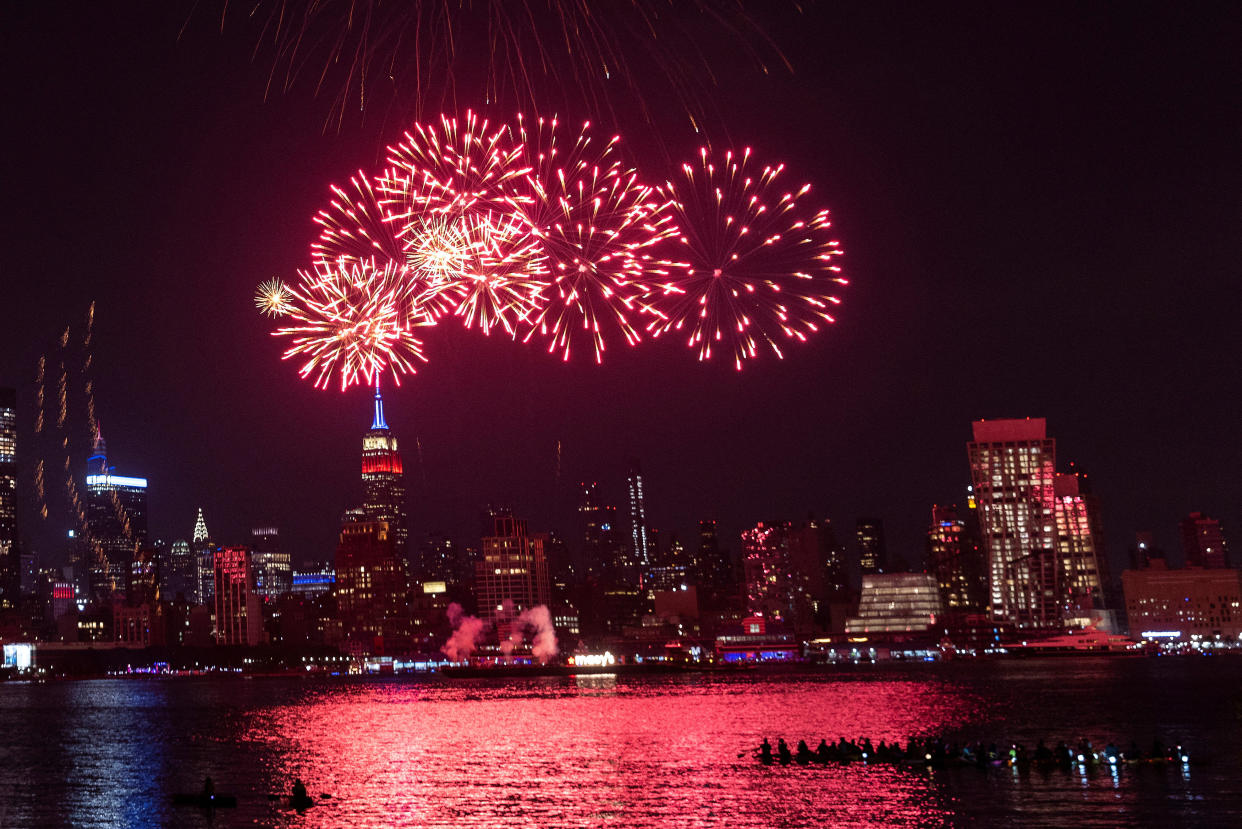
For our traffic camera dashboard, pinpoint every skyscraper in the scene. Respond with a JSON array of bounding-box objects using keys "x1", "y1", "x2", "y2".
[
  {"x1": 1180, "y1": 512, "x2": 1228, "y2": 569},
  {"x1": 578, "y1": 481, "x2": 621, "y2": 582},
  {"x1": 967, "y1": 418, "x2": 1058, "y2": 628},
  {"x1": 360, "y1": 386, "x2": 408, "y2": 558},
  {"x1": 335, "y1": 519, "x2": 411, "y2": 655},
  {"x1": 626, "y1": 459, "x2": 651, "y2": 573},
  {"x1": 165, "y1": 538, "x2": 196, "y2": 602},
  {"x1": 742, "y1": 521, "x2": 800, "y2": 627},
  {"x1": 926, "y1": 504, "x2": 984, "y2": 612},
  {"x1": 192, "y1": 508, "x2": 215, "y2": 605},
  {"x1": 251, "y1": 526, "x2": 292, "y2": 599},
  {"x1": 476, "y1": 510, "x2": 550, "y2": 624},
  {"x1": 0, "y1": 387, "x2": 18, "y2": 610},
  {"x1": 1053, "y1": 470, "x2": 1108, "y2": 626},
  {"x1": 855, "y1": 518, "x2": 887, "y2": 575},
  {"x1": 214, "y1": 545, "x2": 262, "y2": 645},
  {"x1": 84, "y1": 427, "x2": 148, "y2": 600}
]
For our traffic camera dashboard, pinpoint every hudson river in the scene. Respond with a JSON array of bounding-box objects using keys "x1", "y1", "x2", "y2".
[{"x1": 1, "y1": 658, "x2": 1239, "y2": 827}]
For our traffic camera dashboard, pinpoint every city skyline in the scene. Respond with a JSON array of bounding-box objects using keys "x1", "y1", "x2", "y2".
[{"x1": 1, "y1": 3, "x2": 1238, "y2": 578}]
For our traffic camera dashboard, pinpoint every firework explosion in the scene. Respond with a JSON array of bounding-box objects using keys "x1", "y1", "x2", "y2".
[
  {"x1": 512, "y1": 115, "x2": 676, "y2": 363},
  {"x1": 646, "y1": 147, "x2": 846, "y2": 370},
  {"x1": 260, "y1": 113, "x2": 846, "y2": 390},
  {"x1": 274, "y1": 260, "x2": 427, "y2": 391}
]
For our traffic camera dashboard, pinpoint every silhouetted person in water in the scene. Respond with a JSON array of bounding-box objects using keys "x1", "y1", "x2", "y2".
[
  {"x1": 291, "y1": 778, "x2": 312, "y2": 809},
  {"x1": 759, "y1": 738, "x2": 772, "y2": 762},
  {"x1": 777, "y1": 738, "x2": 792, "y2": 764}
]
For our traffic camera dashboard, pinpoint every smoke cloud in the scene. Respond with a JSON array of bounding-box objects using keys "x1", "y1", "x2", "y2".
[
  {"x1": 440, "y1": 601, "x2": 559, "y2": 664},
  {"x1": 442, "y1": 602, "x2": 485, "y2": 661}
]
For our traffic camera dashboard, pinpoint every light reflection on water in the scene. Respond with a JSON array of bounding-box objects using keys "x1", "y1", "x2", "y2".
[{"x1": 0, "y1": 660, "x2": 1239, "y2": 827}]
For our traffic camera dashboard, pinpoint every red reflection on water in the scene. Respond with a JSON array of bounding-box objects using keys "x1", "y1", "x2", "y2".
[{"x1": 242, "y1": 676, "x2": 970, "y2": 827}]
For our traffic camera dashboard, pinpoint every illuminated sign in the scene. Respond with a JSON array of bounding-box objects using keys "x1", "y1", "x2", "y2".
[
  {"x1": 3, "y1": 643, "x2": 33, "y2": 671},
  {"x1": 1141, "y1": 630, "x2": 1181, "y2": 639},
  {"x1": 85, "y1": 474, "x2": 147, "y2": 489},
  {"x1": 422, "y1": 581, "x2": 447, "y2": 594}
]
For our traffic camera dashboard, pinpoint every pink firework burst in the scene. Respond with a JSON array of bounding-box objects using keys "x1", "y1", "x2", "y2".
[
  {"x1": 386, "y1": 110, "x2": 532, "y2": 217},
  {"x1": 274, "y1": 259, "x2": 428, "y2": 391},
  {"x1": 511, "y1": 114, "x2": 676, "y2": 363},
  {"x1": 647, "y1": 147, "x2": 846, "y2": 369}
]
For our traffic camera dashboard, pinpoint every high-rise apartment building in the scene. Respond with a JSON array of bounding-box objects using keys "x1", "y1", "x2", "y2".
[
  {"x1": 926, "y1": 504, "x2": 984, "y2": 612},
  {"x1": 335, "y1": 519, "x2": 410, "y2": 655},
  {"x1": 0, "y1": 388, "x2": 19, "y2": 609},
  {"x1": 84, "y1": 428, "x2": 148, "y2": 601},
  {"x1": 967, "y1": 418, "x2": 1058, "y2": 628},
  {"x1": 856, "y1": 518, "x2": 887, "y2": 575},
  {"x1": 742, "y1": 521, "x2": 806, "y2": 628},
  {"x1": 1053, "y1": 470, "x2": 1108, "y2": 626},
  {"x1": 626, "y1": 459, "x2": 651, "y2": 574},
  {"x1": 214, "y1": 545, "x2": 262, "y2": 645},
  {"x1": 360, "y1": 387, "x2": 408, "y2": 558},
  {"x1": 476, "y1": 510, "x2": 550, "y2": 624},
  {"x1": 251, "y1": 526, "x2": 292, "y2": 599},
  {"x1": 1180, "y1": 512, "x2": 1228, "y2": 569}
]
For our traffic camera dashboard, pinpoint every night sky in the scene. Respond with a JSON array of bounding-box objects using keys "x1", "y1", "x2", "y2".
[{"x1": 2, "y1": 2, "x2": 1239, "y2": 577}]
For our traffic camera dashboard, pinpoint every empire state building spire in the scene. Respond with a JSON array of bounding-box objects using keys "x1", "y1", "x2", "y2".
[{"x1": 360, "y1": 385, "x2": 407, "y2": 556}]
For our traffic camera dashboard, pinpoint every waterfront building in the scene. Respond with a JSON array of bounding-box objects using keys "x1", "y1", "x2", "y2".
[
  {"x1": 967, "y1": 418, "x2": 1058, "y2": 628},
  {"x1": 844, "y1": 574, "x2": 944, "y2": 634},
  {"x1": 84, "y1": 428, "x2": 148, "y2": 601},
  {"x1": 250, "y1": 526, "x2": 292, "y2": 600},
  {"x1": 335, "y1": 519, "x2": 411, "y2": 655},
  {"x1": 213, "y1": 545, "x2": 261, "y2": 645},
  {"x1": 926, "y1": 504, "x2": 985, "y2": 612},
  {"x1": 856, "y1": 518, "x2": 887, "y2": 575},
  {"x1": 360, "y1": 386, "x2": 408, "y2": 558},
  {"x1": 1180, "y1": 512, "x2": 1229, "y2": 569},
  {"x1": 626, "y1": 459, "x2": 651, "y2": 574},
  {"x1": 192, "y1": 508, "x2": 215, "y2": 606},
  {"x1": 1053, "y1": 470, "x2": 1109, "y2": 627},
  {"x1": 476, "y1": 510, "x2": 550, "y2": 626},
  {"x1": 1122, "y1": 565, "x2": 1242, "y2": 638},
  {"x1": 0, "y1": 387, "x2": 18, "y2": 610},
  {"x1": 742, "y1": 521, "x2": 815, "y2": 632}
]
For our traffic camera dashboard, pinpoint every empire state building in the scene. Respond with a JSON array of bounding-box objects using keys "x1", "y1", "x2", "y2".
[{"x1": 360, "y1": 386, "x2": 408, "y2": 557}]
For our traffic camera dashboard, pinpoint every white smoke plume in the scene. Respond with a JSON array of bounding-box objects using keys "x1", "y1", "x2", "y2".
[{"x1": 442, "y1": 602, "x2": 485, "y2": 661}]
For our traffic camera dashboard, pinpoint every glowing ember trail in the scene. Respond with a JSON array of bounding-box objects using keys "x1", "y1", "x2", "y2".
[
  {"x1": 273, "y1": 260, "x2": 427, "y2": 391},
  {"x1": 512, "y1": 115, "x2": 676, "y2": 363},
  {"x1": 647, "y1": 147, "x2": 846, "y2": 369}
]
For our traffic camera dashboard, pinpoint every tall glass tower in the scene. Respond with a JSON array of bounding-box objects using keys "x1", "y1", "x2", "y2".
[
  {"x1": 84, "y1": 426, "x2": 148, "y2": 600},
  {"x1": 0, "y1": 388, "x2": 19, "y2": 609},
  {"x1": 361, "y1": 386, "x2": 408, "y2": 558}
]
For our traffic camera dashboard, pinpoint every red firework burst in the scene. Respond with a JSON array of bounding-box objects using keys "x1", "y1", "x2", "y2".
[
  {"x1": 386, "y1": 110, "x2": 532, "y2": 217},
  {"x1": 511, "y1": 114, "x2": 676, "y2": 363},
  {"x1": 647, "y1": 147, "x2": 846, "y2": 369},
  {"x1": 274, "y1": 259, "x2": 427, "y2": 391}
]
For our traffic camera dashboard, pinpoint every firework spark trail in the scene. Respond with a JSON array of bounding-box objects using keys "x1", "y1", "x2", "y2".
[
  {"x1": 275, "y1": 259, "x2": 428, "y2": 391},
  {"x1": 646, "y1": 146, "x2": 846, "y2": 369},
  {"x1": 385, "y1": 110, "x2": 533, "y2": 218},
  {"x1": 311, "y1": 170, "x2": 409, "y2": 271},
  {"x1": 511, "y1": 114, "x2": 677, "y2": 363},
  {"x1": 416, "y1": 209, "x2": 548, "y2": 337}
]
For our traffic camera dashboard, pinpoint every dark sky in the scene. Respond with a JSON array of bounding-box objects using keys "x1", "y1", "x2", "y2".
[{"x1": 2, "y1": 2, "x2": 1239, "y2": 578}]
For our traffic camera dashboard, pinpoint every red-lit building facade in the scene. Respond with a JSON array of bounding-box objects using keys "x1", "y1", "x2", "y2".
[{"x1": 214, "y1": 545, "x2": 261, "y2": 645}]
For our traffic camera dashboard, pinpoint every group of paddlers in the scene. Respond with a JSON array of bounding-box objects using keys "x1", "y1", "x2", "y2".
[{"x1": 755, "y1": 736, "x2": 1191, "y2": 769}]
